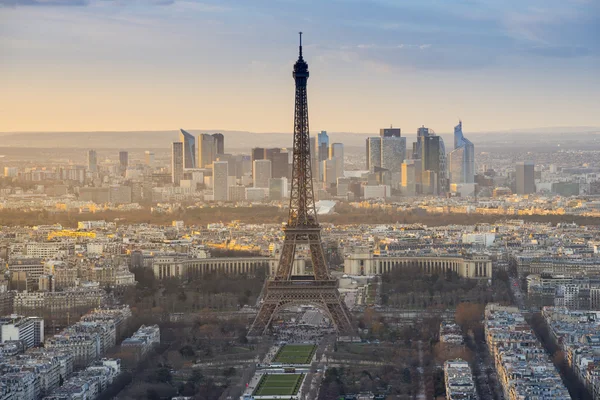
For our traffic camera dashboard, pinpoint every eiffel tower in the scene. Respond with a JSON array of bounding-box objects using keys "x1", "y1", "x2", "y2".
[{"x1": 248, "y1": 33, "x2": 354, "y2": 337}]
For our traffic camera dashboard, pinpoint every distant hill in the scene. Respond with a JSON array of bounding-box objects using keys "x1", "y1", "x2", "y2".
[{"x1": 0, "y1": 127, "x2": 598, "y2": 150}]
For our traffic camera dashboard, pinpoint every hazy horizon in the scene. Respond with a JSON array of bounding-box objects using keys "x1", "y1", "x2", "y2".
[{"x1": 1, "y1": 125, "x2": 599, "y2": 135}]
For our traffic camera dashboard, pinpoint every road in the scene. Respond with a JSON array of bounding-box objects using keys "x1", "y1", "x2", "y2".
[
  {"x1": 465, "y1": 333, "x2": 504, "y2": 400},
  {"x1": 300, "y1": 334, "x2": 335, "y2": 399},
  {"x1": 416, "y1": 340, "x2": 426, "y2": 400}
]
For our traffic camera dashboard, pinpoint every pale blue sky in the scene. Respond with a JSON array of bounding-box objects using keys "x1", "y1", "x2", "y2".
[{"x1": 1, "y1": 0, "x2": 599, "y2": 133}]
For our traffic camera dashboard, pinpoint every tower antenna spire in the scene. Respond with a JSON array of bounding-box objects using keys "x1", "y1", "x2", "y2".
[{"x1": 299, "y1": 31, "x2": 303, "y2": 57}]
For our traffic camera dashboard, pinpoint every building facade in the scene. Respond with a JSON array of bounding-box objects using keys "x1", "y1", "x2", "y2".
[
  {"x1": 179, "y1": 129, "x2": 196, "y2": 169},
  {"x1": 253, "y1": 159, "x2": 272, "y2": 189},
  {"x1": 448, "y1": 121, "x2": 475, "y2": 185},
  {"x1": 344, "y1": 252, "x2": 492, "y2": 279},
  {"x1": 212, "y1": 161, "x2": 229, "y2": 201},
  {"x1": 516, "y1": 161, "x2": 535, "y2": 194},
  {"x1": 171, "y1": 142, "x2": 184, "y2": 186}
]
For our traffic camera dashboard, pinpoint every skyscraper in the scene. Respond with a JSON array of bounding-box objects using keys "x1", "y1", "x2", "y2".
[
  {"x1": 88, "y1": 149, "x2": 97, "y2": 173},
  {"x1": 421, "y1": 135, "x2": 441, "y2": 194},
  {"x1": 421, "y1": 135, "x2": 440, "y2": 172},
  {"x1": 251, "y1": 147, "x2": 265, "y2": 178},
  {"x1": 144, "y1": 151, "x2": 155, "y2": 166},
  {"x1": 212, "y1": 133, "x2": 225, "y2": 155},
  {"x1": 253, "y1": 159, "x2": 272, "y2": 188},
  {"x1": 179, "y1": 129, "x2": 196, "y2": 169},
  {"x1": 413, "y1": 126, "x2": 431, "y2": 159},
  {"x1": 171, "y1": 142, "x2": 184, "y2": 185},
  {"x1": 317, "y1": 131, "x2": 329, "y2": 162},
  {"x1": 366, "y1": 137, "x2": 382, "y2": 172},
  {"x1": 269, "y1": 177, "x2": 288, "y2": 201},
  {"x1": 422, "y1": 170, "x2": 438, "y2": 195},
  {"x1": 366, "y1": 128, "x2": 406, "y2": 181},
  {"x1": 197, "y1": 134, "x2": 215, "y2": 168},
  {"x1": 267, "y1": 148, "x2": 289, "y2": 179},
  {"x1": 323, "y1": 159, "x2": 337, "y2": 185},
  {"x1": 401, "y1": 160, "x2": 417, "y2": 195},
  {"x1": 310, "y1": 136, "x2": 319, "y2": 182},
  {"x1": 212, "y1": 161, "x2": 229, "y2": 201},
  {"x1": 329, "y1": 142, "x2": 344, "y2": 178},
  {"x1": 448, "y1": 121, "x2": 475, "y2": 184},
  {"x1": 380, "y1": 127, "x2": 401, "y2": 137},
  {"x1": 438, "y1": 136, "x2": 448, "y2": 193},
  {"x1": 413, "y1": 126, "x2": 447, "y2": 194},
  {"x1": 119, "y1": 151, "x2": 128, "y2": 174},
  {"x1": 516, "y1": 161, "x2": 535, "y2": 194},
  {"x1": 381, "y1": 136, "x2": 406, "y2": 170},
  {"x1": 252, "y1": 148, "x2": 289, "y2": 179},
  {"x1": 215, "y1": 154, "x2": 237, "y2": 177}
]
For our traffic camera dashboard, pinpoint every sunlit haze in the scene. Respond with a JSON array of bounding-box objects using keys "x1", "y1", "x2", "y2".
[{"x1": 1, "y1": 0, "x2": 599, "y2": 133}]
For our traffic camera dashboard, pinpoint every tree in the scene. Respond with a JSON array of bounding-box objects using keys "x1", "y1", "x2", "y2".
[
  {"x1": 455, "y1": 302, "x2": 485, "y2": 334},
  {"x1": 223, "y1": 367, "x2": 236, "y2": 378},
  {"x1": 154, "y1": 367, "x2": 172, "y2": 383},
  {"x1": 179, "y1": 345, "x2": 196, "y2": 358},
  {"x1": 189, "y1": 369, "x2": 204, "y2": 384}
]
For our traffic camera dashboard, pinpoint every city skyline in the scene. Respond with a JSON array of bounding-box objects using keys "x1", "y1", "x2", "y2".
[
  {"x1": 2, "y1": 3, "x2": 600, "y2": 398},
  {"x1": 2, "y1": 0, "x2": 599, "y2": 133}
]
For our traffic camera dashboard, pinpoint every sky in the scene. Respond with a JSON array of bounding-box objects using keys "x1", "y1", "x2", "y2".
[{"x1": 1, "y1": 0, "x2": 599, "y2": 134}]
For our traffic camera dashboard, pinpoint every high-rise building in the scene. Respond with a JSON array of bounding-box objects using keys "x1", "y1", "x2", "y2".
[
  {"x1": 401, "y1": 160, "x2": 417, "y2": 195},
  {"x1": 238, "y1": 155, "x2": 252, "y2": 178},
  {"x1": 253, "y1": 159, "x2": 272, "y2": 188},
  {"x1": 422, "y1": 170, "x2": 438, "y2": 195},
  {"x1": 212, "y1": 161, "x2": 229, "y2": 201},
  {"x1": 421, "y1": 135, "x2": 440, "y2": 170},
  {"x1": 144, "y1": 151, "x2": 155, "y2": 166},
  {"x1": 310, "y1": 136, "x2": 319, "y2": 182},
  {"x1": 171, "y1": 142, "x2": 184, "y2": 185},
  {"x1": 119, "y1": 151, "x2": 128, "y2": 173},
  {"x1": 381, "y1": 136, "x2": 406, "y2": 173},
  {"x1": 119, "y1": 151, "x2": 129, "y2": 175},
  {"x1": 380, "y1": 127, "x2": 401, "y2": 137},
  {"x1": 413, "y1": 126, "x2": 431, "y2": 159},
  {"x1": 448, "y1": 121, "x2": 475, "y2": 184},
  {"x1": 197, "y1": 134, "x2": 215, "y2": 168},
  {"x1": 329, "y1": 143, "x2": 344, "y2": 179},
  {"x1": 269, "y1": 177, "x2": 288, "y2": 201},
  {"x1": 88, "y1": 149, "x2": 97, "y2": 173},
  {"x1": 212, "y1": 133, "x2": 225, "y2": 155},
  {"x1": 179, "y1": 129, "x2": 196, "y2": 169},
  {"x1": 215, "y1": 154, "x2": 237, "y2": 177},
  {"x1": 366, "y1": 137, "x2": 382, "y2": 172},
  {"x1": 323, "y1": 159, "x2": 337, "y2": 185},
  {"x1": 317, "y1": 131, "x2": 329, "y2": 162},
  {"x1": 252, "y1": 148, "x2": 289, "y2": 179},
  {"x1": 419, "y1": 135, "x2": 441, "y2": 195},
  {"x1": 251, "y1": 147, "x2": 265, "y2": 178},
  {"x1": 438, "y1": 136, "x2": 447, "y2": 193},
  {"x1": 228, "y1": 185, "x2": 246, "y2": 202},
  {"x1": 516, "y1": 161, "x2": 535, "y2": 194},
  {"x1": 366, "y1": 128, "x2": 406, "y2": 189},
  {"x1": 268, "y1": 148, "x2": 289, "y2": 179},
  {"x1": 415, "y1": 126, "x2": 447, "y2": 194}
]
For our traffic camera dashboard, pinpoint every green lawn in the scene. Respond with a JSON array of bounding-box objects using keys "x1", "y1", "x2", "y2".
[
  {"x1": 272, "y1": 344, "x2": 317, "y2": 365},
  {"x1": 253, "y1": 373, "x2": 304, "y2": 396}
]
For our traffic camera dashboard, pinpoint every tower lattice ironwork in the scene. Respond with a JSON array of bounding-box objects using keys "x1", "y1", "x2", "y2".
[{"x1": 248, "y1": 33, "x2": 354, "y2": 337}]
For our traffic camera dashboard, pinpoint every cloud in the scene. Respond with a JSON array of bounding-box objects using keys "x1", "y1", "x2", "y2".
[
  {"x1": 528, "y1": 45, "x2": 590, "y2": 58},
  {"x1": 353, "y1": 44, "x2": 433, "y2": 50},
  {"x1": 0, "y1": 0, "x2": 88, "y2": 5},
  {"x1": 0, "y1": 0, "x2": 175, "y2": 5}
]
